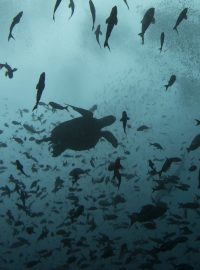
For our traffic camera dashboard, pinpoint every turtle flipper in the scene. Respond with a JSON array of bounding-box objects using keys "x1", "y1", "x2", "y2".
[
  {"x1": 66, "y1": 104, "x2": 93, "y2": 118},
  {"x1": 101, "y1": 131, "x2": 118, "y2": 148},
  {"x1": 50, "y1": 142, "x2": 67, "y2": 157}
]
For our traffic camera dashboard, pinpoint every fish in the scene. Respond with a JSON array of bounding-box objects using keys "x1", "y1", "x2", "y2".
[
  {"x1": 173, "y1": 8, "x2": 188, "y2": 33},
  {"x1": 104, "y1": 6, "x2": 118, "y2": 50},
  {"x1": 139, "y1": 8, "x2": 155, "y2": 45},
  {"x1": 149, "y1": 142, "x2": 163, "y2": 150},
  {"x1": 8, "y1": 11, "x2": 23, "y2": 41},
  {"x1": 25, "y1": 260, "x2": 41, "y2": 268},
  {"x1": 123, "y1": 0, "x2": 129, "y2": 10},
  {"x1": 0, "y1": 63, "x2": 17, "y2": 79},
  {"x1": 68, "y1": 0, "x2": 75, "y2": 19},
  {"x1": 23, "y1": 124, "x2": 45, "y2": 134},
  {"x1": 159, "y1": 32, "x2": 165, "y2": 52},
  {"x1": 53, "y1": 0, "x2": 62, "y2": 21},
  {"x1": 94, "y1": 25, "x2": 102, "y2": 47},
  {"x1": 188, "y1": 165, "x2": 197, "y2": 172},
  {"x1": 89, "y1": 0, "x2": 96, "y2": 31},
  {"x1": 120, "y1": 111, "x2": 130, "y2": 135},
  {"x1": 187, "y1": 134, "x2": 200, "y2": 153},
  {"x1": 164, "y1": 74, "x2": 176, "y2": 90},
  {"x1": 137, "y1": 125, "x2": 150, "y2": 131},
  {"x1": 49, "y1": 102, "x2": 68, "y2": 111},
  {"x1": 33, "y1": 72, "x2": 45, "y2": 111},
  {"x1": 15, "y1": 160, "x2": 28, "y2": 177},
  {"x1": 69, "y1": 168, "x2": 90, "y2": 184}
]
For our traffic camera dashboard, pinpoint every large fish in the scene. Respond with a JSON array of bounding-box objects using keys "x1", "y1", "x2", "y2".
[
  {"x1": 8, "y1": 11, "x2": 23, "y2": 41},
  {"x1": 33, "y1": 72, "x2": 46, "y2": 111},
  {"x1": 173, "y1": 8, "x2": 188, "y2": 33},
  {"x1": 53, "y1": 0, "x2": 62, "y2": 21},
  {"x1": 104, "y1": 6, "x2": 118, "y2": 50},
  {"x1": 68, "y1": 0, "x2": 75, "y2": 19},
  {"x1": 139, "y1": 8, "x2": 155, "y2": 45},
  {"x1": 89, "y1": 0, "x2": 96, "y2": 31}
]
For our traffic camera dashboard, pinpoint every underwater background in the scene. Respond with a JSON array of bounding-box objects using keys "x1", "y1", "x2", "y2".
[{"x1": 0, "y1": 0, "x2": 200, "y2": 269}]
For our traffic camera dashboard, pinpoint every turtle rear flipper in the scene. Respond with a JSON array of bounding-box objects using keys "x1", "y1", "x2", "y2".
[
  {"x1": 101, "y1": 131, "x2": 118, "y2": 148},
  {"x1": 50, "y1": 142, "x2": 67, "y2": 157}
]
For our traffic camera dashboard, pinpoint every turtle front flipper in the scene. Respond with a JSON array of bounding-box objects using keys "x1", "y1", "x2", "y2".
[
  {"x1": 50, "y1": 142, "x2": 67, "y2": 157},
  {"x1": 101, "y1": 131, "x2": 118, "y2": 148},
  {"x1": 66, "y1": 104, "x2": 93, "y2": 118}
]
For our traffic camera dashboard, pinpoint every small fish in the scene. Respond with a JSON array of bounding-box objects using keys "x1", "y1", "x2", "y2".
[
  {"x1": 49, "y1": 102, "x2": 68, "y2": 111},
  {"x1": 33, "y1": 72, "x2": 45, "y2": 111},
  {"x1": 123, "y1": 0, "x2": 129, "y2": 10},
  {"x1": 188, "y1": 165, "x2": 197, "y2": 172},
  {"x1": 187, "y1": 134, "x2": 200, "y2": 153},
  {"x1": 95, "y1": 25, "x2": 102, "y2": 47},
  {"x1": 120, "y1": 111, "x2": 130, "y2": 135},
  {"x1": 8, "y1": 11, "x2": 23, "y2": 41},
  {"x1": 137, "y1": 125, "x2": 150, "y2": 131},
  {"x1": 173, "y1": 8, "x2": 188, "y2": 33},
  {"x1": 104, "y1": 6, "x2": 118, "y2": 50},
  {"x1": 139, "y1": 8, "x2": 155, "y2": 45},
  {"x1": 149, "y1": 142, "x2": 163, "y2": 150},
  {"x1": 0, "y1": 63, "x2": 17, "y2": 79},
  {"x1": 68, "y1": 0, "x2": 75, "y2": 19},
  {"x1": 15, "y1": 160, "x2": 28, "y2": 177},
  {"x1": 89, "y1": 0, "x2": 96, "y2": 31},
  {"x1": 159, "y1": 32, "x2": 165, "y2": 52},
  {"x1": 164, "y1": 74, "x2": 176, "y2": 90},
  {"x1": 53, "y1": 0, "x2": 62, "y2": 21}
]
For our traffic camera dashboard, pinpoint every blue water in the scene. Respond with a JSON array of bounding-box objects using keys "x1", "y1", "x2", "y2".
[{"x1": 0, "y1": 1, "x2": 199, "y2": 269}]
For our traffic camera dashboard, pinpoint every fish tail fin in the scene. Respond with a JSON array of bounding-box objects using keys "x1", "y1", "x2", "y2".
[
  {"x1": 164, "y1": 85, "x2": 168, "y2": 90},
  {"x1": 159, "y1": 47, "x2": 162, "y2": 52},
  {"x1": 138, "y1": 33, "x2": 144, "y2": 44},
  {"x1": 32, "y1": 104, "x2": 37, "y2": 111},
  {"x1": 195, "y1": 119, "x2": 200, "y2": 126},
  {"x1": 104, "y1": 40, "x2": 110, "y2": 51},
  {"x1": 8, "y1": 33, "x2": 15, "y2": 41},
  {"x1": 53, "y1": 14, "x2": 55, "y2": 21},
  {"x1": 186, "y1": 148, "x2": 190, "y2": 153},
  {"x1": 92, "y1": 25, "x2": 94, "y2": 31},
  {"x1": 173, "y1": 26, "x2": 178, "y2": 34},
  {"x1": 65, "y1": 106, "x2": 69, "y2": 112},
  {"x1": 158, "y1": 171, "x2": 162, "y2": 177}
]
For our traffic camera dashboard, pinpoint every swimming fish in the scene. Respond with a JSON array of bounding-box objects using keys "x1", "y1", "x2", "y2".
[
  {"x1": 104, "y1": 6, "x2": 118, "y2": 50},
  {"x1": 89, "y1": 0, "x2": 96, "y2": 31},
  {"x1": 53, "y1": 0, "x2": 62, "y2": 21},
  {"x1": 120, "y1": 111, "x2": 130, "y2": 135},
  {"x1": 68, "y1": 0, "x2": 75, "y2": 19},
  {"x1": 159, "y1": 32, "x2": 165, "y2": 52},
  {"x1": 95, "y1": 25, "x2": 102, "y2": 48},
  {"x1": 8, "y1": 11, "x2": 23, "y2": 41},
  {"x1": 33, "y1": 72, "x2": 45, "y2": 111},
  {"x1": 164, "y1": 74, "x2": 176, "y2": 90},
  {"x1": 173, "y1": 8, "x2": 188, "y2": 33},
  {"x1": 139, "y1": 8, "x2": 155, "y2": 45}
]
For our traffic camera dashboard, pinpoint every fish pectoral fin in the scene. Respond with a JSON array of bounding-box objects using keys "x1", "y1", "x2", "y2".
[
  {"x1": 101, "y1": 131, "x2": 118, "y2": 148},
  {"x1": 99, "y1": 31, "x2": 102, "y2": 35},
  {"x1": 106, "y1": 17, "x2": 109, "y2": 24},
  {"x1": 184, "y1": 14, "x2": 187, "y2": 19},
  {"x1": 152, "y1": 17, "x2": 155, "y2": 24},
  {"x1": 115, "y1": 18, "x2": 118, "y2": 25}
]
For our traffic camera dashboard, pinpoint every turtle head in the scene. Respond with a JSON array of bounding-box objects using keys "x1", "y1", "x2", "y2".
[{"x1": 99, "y1": 115, "x2": 116, "y2": 128}]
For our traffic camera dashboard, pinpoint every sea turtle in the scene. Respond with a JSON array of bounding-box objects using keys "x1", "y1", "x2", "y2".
[{"x1": 37, "y1": 105, "x2": 118, "y2": 157}]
